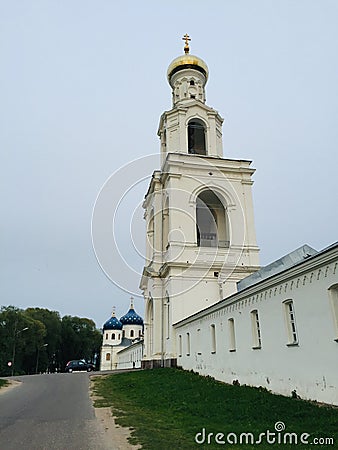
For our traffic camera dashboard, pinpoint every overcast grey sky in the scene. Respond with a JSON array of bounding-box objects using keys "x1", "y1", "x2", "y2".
[{"x1": 1, "y1": 1, "x2": 337, "y2": 328}]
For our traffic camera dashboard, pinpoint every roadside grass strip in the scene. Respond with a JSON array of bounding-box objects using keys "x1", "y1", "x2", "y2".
[{"x1": 0, "y1": 379, "x2": 8, "y2": 389}]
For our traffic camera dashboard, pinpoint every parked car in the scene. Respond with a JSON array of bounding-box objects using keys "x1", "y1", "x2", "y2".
[{"x1": 65, "y1": 360, "x2": 95, "y2": 373}]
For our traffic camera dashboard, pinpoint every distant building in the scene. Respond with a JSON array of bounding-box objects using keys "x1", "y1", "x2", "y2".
[{"x1": 100, "y1": 298, "x2": 143, "y2": 371}]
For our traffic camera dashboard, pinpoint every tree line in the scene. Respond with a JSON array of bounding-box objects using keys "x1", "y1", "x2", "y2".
[{"x1": 0, "y1": 305, "x2": 102, "y2": 376}]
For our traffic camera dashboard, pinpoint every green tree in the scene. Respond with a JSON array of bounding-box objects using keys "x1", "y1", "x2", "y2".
[
  {"x1": 25, "y1": 308, "x2": 62, "y2": 373},
  {"x1": 60, "y1": 316, "x2": 102, "y2": 369},
  {"x1": 0, "y1": 305, "x2": 102, "y2": 375},
  {"x1": 0, "y1": 306, "x2": 45, "y2": 376},
  {"x1": 20, "y1": 316, "x2": 46, "y2": 374},
  {"x1": 0, "y1": 306, "x2": 24, "y2": 376}
]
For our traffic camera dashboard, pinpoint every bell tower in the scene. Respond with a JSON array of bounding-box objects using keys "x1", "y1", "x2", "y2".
[{"x1": 140, "y1": 36, "x2": 260, "y2": 368}]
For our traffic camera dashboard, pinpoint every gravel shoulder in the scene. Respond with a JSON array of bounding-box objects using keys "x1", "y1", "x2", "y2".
[{"x1": 90, "y1": 375, "x2": 141, "y2": 450}]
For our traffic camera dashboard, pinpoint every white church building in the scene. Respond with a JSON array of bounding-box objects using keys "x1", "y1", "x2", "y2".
[
  {"x1": 100, "y1": 299, "x2": 143, "y2": 371},
  {"x1": 107, "y1": 37, "x2": 338, "y2": 405}
]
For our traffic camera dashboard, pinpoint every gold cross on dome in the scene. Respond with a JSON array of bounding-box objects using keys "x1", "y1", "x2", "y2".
[{"x1": 182, "y1": 33, "x2": 191, "y2": 54}]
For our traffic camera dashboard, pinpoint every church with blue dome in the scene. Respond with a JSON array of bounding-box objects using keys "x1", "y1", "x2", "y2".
[{"x1": 100, "y1": 298, "x2": 144, "y2": 371}]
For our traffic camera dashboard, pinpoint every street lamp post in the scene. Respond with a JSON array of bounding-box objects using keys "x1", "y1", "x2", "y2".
[
  {"x1": 11, "y1": 324, "x2": 29, "y2": 376},
  {"x1": 35, "y1": 343, "x2": 48, "y2": 374}
]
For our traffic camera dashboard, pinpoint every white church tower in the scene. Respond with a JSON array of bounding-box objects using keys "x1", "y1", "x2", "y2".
[{"x1": 140, "y1": 35, "x2": 260, "y2": 368}]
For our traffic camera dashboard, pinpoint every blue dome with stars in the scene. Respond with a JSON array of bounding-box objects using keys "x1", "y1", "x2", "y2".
[
  {"x1": 103, "y1": 309, "x2": 123, "y2": 331},
  {"x1": 120, "y1": 298, "x2": 143, "y2": 326}
]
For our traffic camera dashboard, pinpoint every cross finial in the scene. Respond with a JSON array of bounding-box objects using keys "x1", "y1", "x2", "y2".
[
  {"x1": 130, "y1": 296, "x2": 134, "y2": 309},
  {"x1": 182, "y1": 33, "x2": 191, "y2": 54},
  {"x1": 112, "y1": 306, "x2": 116, "y2": 317}
]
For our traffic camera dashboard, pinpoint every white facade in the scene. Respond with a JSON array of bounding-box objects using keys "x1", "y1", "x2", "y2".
[
  {"x1": 100, "y1": 341, "x2": 124, "y2": 371},
  {"x1": 116, "y1": 341, "x2": 144, "y2": 370},
  {"x1": 175, "y1": 243, "x2": 338, "y2": 405},
  {"x1": 122, "y1": 324, "x2": 143, "y2": 340}
]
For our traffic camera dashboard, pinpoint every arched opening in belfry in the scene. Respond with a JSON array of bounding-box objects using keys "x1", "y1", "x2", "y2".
[
  {"x1": 196, "y1": 190, "x2": 229, "y2": 248},
  {"x1": 188, "y1": 119, "x2": 206, "y2": 155}
]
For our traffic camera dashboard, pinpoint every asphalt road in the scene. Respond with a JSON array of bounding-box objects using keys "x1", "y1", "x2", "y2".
[{"x1": 0, "y1": 372, "x2": 114, "y2": 450}]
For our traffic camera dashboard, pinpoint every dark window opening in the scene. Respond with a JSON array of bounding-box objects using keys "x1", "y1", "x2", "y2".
[
  {"x1": 196, "y1": 190, "x2": 229, "y2": 248},
  {"x1": 190, "y1": 80, "x2": 195, "y2": 85},
  {"x1": 188, "y1": 120, "x2": 206, "y2": 155}
]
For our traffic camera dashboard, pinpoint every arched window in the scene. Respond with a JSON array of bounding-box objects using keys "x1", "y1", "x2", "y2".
[
  {"x1": 196, "y1": 190, "x2": 229, "y2": 248},
  {"x1": 112, "y1": 333, "x2": 115, "y2": 339},
  {"x1": 106, "y1": 353, "x2": 111, "y2": 361},
  {"x1": 283, "y1": 300, "x2": 298, "y2": 345},
  {"x1": 130, "y1": 329, "x2": 134, "y2": 338},
  {"x1": 251, "y1": 310, "x2": 262, "y2": 349},
  {"x1": 146, "y1": 296, "x2": 154, "y2": 357},
  {"x1": 178, "y1": 335, "x2": 182, "y2": 357},
  {"x1": 210, "y1": 324, "x2": 216, "y2": 354},
  {"x1": 186, "y1": 332, "x2": 191, "y2": 356},
  {"x1": 328, "y1": 284, "x2": 338, "y2": 340},
  {"x1": 166, "y1": 294, "x2": 170, "y2": 339},
  {"x1": 188, "y1": 119, "x2": 206, "y2": 155},
  {"x1": 197, "y1": 328, "x2": 201, "y2": 355},
  {"x1": 228, "y1": 318, "x2": 236, "y2": 351}
]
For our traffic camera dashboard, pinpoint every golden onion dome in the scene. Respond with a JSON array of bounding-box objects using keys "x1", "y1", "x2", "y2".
[{"x1": 167, "y1": 53, "x2": 209, "y2": 82}]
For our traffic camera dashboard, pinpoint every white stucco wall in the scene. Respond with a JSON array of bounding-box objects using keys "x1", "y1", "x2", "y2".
[
  {"x1": 141, "y1": 154, "x2": 260, "y2": 364},
  {"x1": 116, "y1": 341, "x2": 144, "y2": 370},
  {"x1": 100, "y1": 345, "x2": 121, "y2": 371},
  {"x1": 175, "y1": 245, "x2": 338, "y2": 405},
  {"x1": 122, "y1": 324, "x2": 143, "y2": 340}
]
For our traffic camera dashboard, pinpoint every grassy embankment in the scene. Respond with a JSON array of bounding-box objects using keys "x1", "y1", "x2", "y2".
[
  {"x1": 0, "y1": 379, "x2": 8, "y2": 389},
  {"x1": 92, "y1": 368, "x2": 337, "y2": 450}
]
